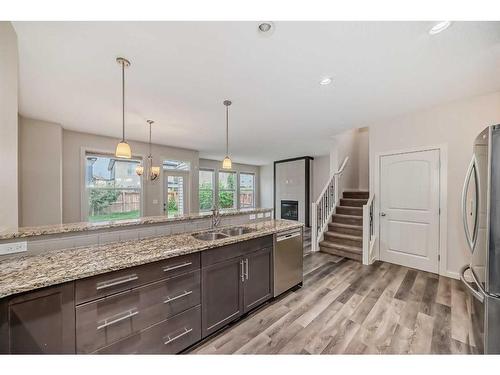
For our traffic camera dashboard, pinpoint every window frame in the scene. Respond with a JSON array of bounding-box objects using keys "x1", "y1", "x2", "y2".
[
  {"x1": 82, "y1": 151, "x2": 144, "y2": 222},
  {"x1": 239, "y1": 172, "x2": 256, "y2": 209},
  {"x1": 198, "y1": 168, "x2": 215, "y2": 212},
  {"x1": 217, "y1": 170, "x2": 238, "y2": 210}
]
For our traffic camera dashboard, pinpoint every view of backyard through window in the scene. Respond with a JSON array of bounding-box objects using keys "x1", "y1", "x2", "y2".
[
  {"x1": 239, "y1": 173, "x2": 255, "y2": 208},
  {"x1": 218, "y1": 171, "x2": 237, "y2": 209},
  {"x1": 86, "y1": 155, "x2": 141, "y2": 222},
  {"x1": 199, "y1": 170, "x2": 214, "y2": 211}
]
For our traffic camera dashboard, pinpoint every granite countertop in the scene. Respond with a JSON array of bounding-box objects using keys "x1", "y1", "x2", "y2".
[
  {"x1": 0, "y1": 219, "x2": 302, "y2": 299},
  {"x1": 0, "y1": 207, "x2": 273, "y2": 240}
]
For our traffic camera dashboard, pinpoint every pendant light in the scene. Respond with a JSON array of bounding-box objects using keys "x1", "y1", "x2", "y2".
[
  {"x1": 115, "y1": 57, "x2": 132, "y2": 158},
  {"x1": 136, "y1": 120, "x2": 160, "y2": 181},
  {"x1": 222, "y1": 100, "x2": 232, "y2": 169}
]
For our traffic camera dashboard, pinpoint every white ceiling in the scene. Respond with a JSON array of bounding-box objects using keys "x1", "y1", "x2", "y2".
[{"x1": 13, "y1": 21, "x2": 500, "y2": 165}]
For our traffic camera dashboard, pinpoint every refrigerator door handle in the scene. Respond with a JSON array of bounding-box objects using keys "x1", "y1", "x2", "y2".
[
  {"x1": 461, "y1": 155, "x2": 480, "y2": 253},
  {"x1": 460, "y1": 265, "x2": 484, "y2": 303}
]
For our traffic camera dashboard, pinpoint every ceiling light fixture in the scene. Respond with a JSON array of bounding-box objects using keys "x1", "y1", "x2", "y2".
[
  {"x1": 222, "y1": 100, "x2": 233, "y2": 170},
  {"x1": 115, "y1": 57, "x2": 132, "y2": 158},
  {"x1": 319, "y1": 77, "x2": 332, "y2": 85},
  {"x1": 258, "y1": 22, "x2": 272, "y2": 33},
  {"x1": 136, "y1": 120, "x2": 160, "y2": 181},
  {"x1": 429, "y1": 21, "x2": 452, "y2": 35}
]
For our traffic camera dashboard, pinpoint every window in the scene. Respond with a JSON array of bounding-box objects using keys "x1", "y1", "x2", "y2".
[
  {"x1": 218, "y1": 171, "x2": 237, "y2": 209},
  {"x1": 163, "y1": 160, "x2": 191, "y2": 171},
  {"x1": 85, "y1": 154, "x2": 141, "y2": 222},
  {"x1": 239, "y1": 173, "x2": 255, "y2": 208},
  {"x1": 199, "y1": 169, "x2": 215, "y2": 211}
]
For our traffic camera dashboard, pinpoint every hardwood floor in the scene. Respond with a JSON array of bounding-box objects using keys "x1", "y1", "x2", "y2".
[{"x1": 189, "y1": 252, "x2": 478, "y2": 354}]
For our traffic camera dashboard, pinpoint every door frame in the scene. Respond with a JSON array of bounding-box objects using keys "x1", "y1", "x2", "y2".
[{"x1": 374, "y1": 144, "x2": 450, "y2": 278}]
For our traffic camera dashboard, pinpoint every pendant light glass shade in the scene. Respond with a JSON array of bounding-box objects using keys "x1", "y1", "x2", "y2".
[
  {"x1": 115, "y1": 57, "x2": 132, "y2": 159},
  {"x1": 222, "y1": 156, "x2": 232, "y2": 169},
  {"x1": 135, "y1": 164, "x2": 144, "y2": 176},
  {"x1": 115, "y1": 141, "x2": 132, "y2": 159},
  {"x1": 222, "y1": 100, "x2": 232, "y2": 170}
]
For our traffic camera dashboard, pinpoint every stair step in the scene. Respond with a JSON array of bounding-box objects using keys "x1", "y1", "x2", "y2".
[
  {"x1": 340, "y1": 198, "x2": 368, "y2": 207},
  {"x1": 343, "y1": 191, "x2": 369, "y2": 199},
  {"x1": 319, "y1": 241, "x2": 362, "y2": 261},
  {"x1": 332, "y1": 214, "x2": 363, "y2": 226},
  {"x1": 336, "y1": 206, "x2": 363, "y2": 216},
  {"x1": 328, "y1": 222, "x2": 363, "y2": 236},
  {"x1": 324, "y1": 231, "x2": 362, "y2": 247}
]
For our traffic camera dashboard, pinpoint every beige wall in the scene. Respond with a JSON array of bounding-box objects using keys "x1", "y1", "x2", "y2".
[
  {"x1": 0, "y1": 22, "x2": 18, "y2": 230},
  {"x1": 259, "y1": 164, "x2": 273, "y2": 210},
  {"x1": 330, "y1": 127, "x2": 369, "y2": 193},
  {"x1": 63, "y1": 130, "x2": 199, "y2": 223},
  {"x1": 199, "y1": 158, "x2": 260, "y2": 208},
  {"x1": 369, "y1": 91, "x2": 500, "y2": 277},
  {"x1": 357, "y1": 127, "x2": 369, "y2": 190},
  {"x1": 312, "y1": 155, "x2": 330, "y2": 202},
  {"x1": 19, "y1": 117, "x2": 63, "y2": 226}
]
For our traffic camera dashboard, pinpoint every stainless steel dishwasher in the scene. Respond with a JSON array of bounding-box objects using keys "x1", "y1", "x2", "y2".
[{"x1": 273, "y1": 228, "x2": 303, "y2": 297}]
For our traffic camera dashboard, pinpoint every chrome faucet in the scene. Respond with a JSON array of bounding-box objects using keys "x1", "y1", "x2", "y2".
[{"x1": 211, "y1": 206, "x2": 221, "y2": 229}]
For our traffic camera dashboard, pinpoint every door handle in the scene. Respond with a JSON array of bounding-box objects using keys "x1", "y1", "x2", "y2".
[
  {"x1": 380, "y1": 212, "x2": 386, "y2": 217},
  {"x1": 240, "y1": 259, "x2": 245, "y2": 282},
  {"x1": 244, "y1": 258, "x2": 249, "y2": 280},
  {"x1": 461, "y1": 155, "x2": 479, "y2": 253}
]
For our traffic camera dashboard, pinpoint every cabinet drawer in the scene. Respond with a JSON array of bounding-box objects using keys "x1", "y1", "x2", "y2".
[
  {"x1": 76, "y1": 271, "x2": 200, "y2": 353},
  {"x1": 95, "y1": 305, "x2": 201, "y2": 354},
  {"x1": 75, "y1": 253, "x2": 200, "y2": 304},
  {"x1": 201, "y1": 235, "x2": 273, "y2": 267}
]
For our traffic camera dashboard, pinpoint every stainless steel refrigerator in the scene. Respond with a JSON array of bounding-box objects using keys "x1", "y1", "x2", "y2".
[{"x1": 460, "y1": 124, "x2": 500, "y2": 354}]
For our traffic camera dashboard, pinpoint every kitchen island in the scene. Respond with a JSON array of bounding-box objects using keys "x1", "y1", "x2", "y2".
[{"x1": 0, "y1": 219, "x2": 303, "y2": 354}]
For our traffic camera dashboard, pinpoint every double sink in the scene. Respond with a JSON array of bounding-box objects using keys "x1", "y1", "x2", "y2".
[{"x1": 192, "y1": 226, "x2": 256, "y2": 241}]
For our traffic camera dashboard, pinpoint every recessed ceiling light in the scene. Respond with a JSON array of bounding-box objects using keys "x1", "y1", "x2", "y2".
[
  {"x1": 258, "y1": 21, "x2": 274, "y2": 35},
  {"x1": 429, "y1": 21, "x2": 452, "y2": 35},
  {"x1": 319, "y1": 77, "x2": 332, "y2": 85}
]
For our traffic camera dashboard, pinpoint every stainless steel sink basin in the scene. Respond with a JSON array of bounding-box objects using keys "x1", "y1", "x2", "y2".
[
  {"x1": 218, "y1": 227, "x2": 256, "y2": 237},
  {"x1": 192, "y1": 232, "x2": 228, "y2": 241}
]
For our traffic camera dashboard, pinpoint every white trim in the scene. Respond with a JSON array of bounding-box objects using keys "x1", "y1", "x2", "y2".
[{"x1": 374, "y1": 143, "x2": 448, "y2": 277}]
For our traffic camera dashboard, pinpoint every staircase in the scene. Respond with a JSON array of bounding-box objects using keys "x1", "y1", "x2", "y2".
[{"x1": 319, "y1": 191, "x2": 368, "y2": 262}]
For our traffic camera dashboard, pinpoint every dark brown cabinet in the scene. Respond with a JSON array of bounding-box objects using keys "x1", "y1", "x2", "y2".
[
  {"x1": 0, "y1": 283, "x2": 75, "y2": 354},
  {"x1": 243, "y1": 247, "x2": 272, "y2": 313},
  {"x1": 201, "y1": 257, "x2": 244, "y2": 337},
  {"x1": 201, "y1": 236, "x2": 273, "y2": 338}
]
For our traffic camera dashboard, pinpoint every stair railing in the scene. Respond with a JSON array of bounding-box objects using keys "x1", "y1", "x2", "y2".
[
  {"x1": 362, "y1": 193, "x2": 376, "y2": 265},
  {"x1": 311, "y1": 157, "x2": 349, "y2": 252}
]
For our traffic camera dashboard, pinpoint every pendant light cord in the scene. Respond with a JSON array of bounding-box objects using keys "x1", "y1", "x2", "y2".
[
  {"x1": 122, "y1": 61, "x2": 125, "y2": 142},
  {"x1": 225, "y1": 104, "x2": 229, "y2": 155},
  {"x1": 149, "y1": 122, "x2": 152, "y2": 157}
]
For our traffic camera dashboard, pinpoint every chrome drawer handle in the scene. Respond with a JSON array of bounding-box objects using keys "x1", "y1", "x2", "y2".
[
  {"x1": 164, "y1": 327, "x2": 193, "y2": 345},
  {"x1": 97, "y1": 308, "x2": 139, "y2": 330},
  {"x1": 96, "y1": 274, "x2": 139, "y2": 290},
  {"x1": 163, "y1": 290, "x2": 193, "y2": 304},
  {"x1": 163, "y1": 262, "x2": 192, "y2": 272}
]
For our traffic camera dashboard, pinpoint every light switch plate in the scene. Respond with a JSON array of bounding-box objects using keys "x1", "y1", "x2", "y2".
[
  {"x1": 249, "y1": 214, "x2": 256, "y2": 220},
  {"x1": 0, "y1": 241, "x2": 27, "y2": 255},
  {"x1": 257, "y1": 213, "x2": 264, "y2": 219},
  {"x1": 152, "y1": 199, "x2": 159, "y2": 204}
]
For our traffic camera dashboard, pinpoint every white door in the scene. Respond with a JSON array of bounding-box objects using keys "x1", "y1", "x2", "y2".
[{"x1": 379, "y1": 149, "x2": 440, "y2": 273}]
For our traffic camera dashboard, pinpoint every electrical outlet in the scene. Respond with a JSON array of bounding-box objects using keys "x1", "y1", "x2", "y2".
[
  {"x1": 0, "y1": 241, "x2": 27, "y2": 255},
  {"x1": 249, "y1": 214, "x2": 256, "y2": 220},
  {"x1": 152, "y1": 199, "x2": 159, "y2": 204},
  {"x1": 257, "y1": 213, "x2": 264, "y2": 219}
]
